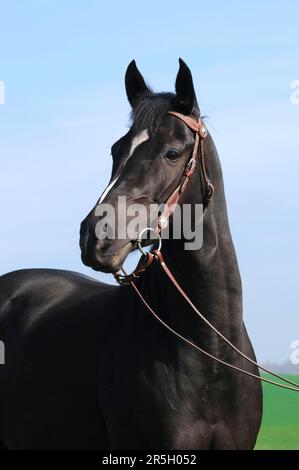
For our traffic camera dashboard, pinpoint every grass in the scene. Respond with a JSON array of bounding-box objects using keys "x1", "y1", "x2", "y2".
[{"x1": 255, "y1": 374, "x2": 299, "y2": 450}]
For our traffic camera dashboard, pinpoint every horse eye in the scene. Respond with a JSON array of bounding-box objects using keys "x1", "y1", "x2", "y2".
[{"x1": 164, "y1": 149, "x2": 180, "y2": 163}]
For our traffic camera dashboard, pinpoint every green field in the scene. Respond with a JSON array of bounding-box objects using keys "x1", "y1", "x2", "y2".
[{"x1": 255, "y1": 375, "x2": 299, "y2": 449}]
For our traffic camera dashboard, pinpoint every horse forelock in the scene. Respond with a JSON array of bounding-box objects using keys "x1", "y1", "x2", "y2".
[{"x1": 130, "y1": 92, "x2": 176, "y2": 136}]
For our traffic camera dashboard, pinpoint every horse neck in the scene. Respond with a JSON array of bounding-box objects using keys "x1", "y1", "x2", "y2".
[{"x1": 142, "y1": 137, "x2": 243, "y2": 355}]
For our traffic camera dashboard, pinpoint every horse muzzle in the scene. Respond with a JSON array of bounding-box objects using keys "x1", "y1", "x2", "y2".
[{"x1": 80, "y1": 217, "x2": 135, "y2": 273}]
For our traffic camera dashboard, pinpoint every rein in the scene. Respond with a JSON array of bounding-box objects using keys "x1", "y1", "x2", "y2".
[{"x1": 114, "y1": 111, "x2": 299, "y2": 393}]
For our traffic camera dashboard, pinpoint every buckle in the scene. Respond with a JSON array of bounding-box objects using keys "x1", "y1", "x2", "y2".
[{"x1": 199, "y1": 124, "x2": 208, "y2": 139}]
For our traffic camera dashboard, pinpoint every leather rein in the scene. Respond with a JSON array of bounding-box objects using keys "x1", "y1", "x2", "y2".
[{"x1": 114, "y1": 111, "x2": 299, "y2": 393}]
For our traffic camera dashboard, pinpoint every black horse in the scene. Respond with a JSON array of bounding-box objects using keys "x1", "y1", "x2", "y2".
[{"x1": 0, "y1": 60, "x2": 262, "y2": 449}]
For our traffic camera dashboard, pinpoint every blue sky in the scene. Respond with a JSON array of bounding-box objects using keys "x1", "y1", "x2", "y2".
[{"x1": 0, "y1": 0, "x2": 298, "y2": 362}]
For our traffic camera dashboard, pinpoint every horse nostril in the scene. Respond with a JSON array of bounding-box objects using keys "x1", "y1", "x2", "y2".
[
  {"x1": 97, "y1": 222, "x2": 115, "y2": 252},
  {"x1": 100, "y1": 238, "x2": 112, "y2": 252},
  {"x1": 101, "y1": 222, "x2": 114, "y2": 239},
  {"x1": 103, "y1": 223, "x2": 108, "y2": 235}
]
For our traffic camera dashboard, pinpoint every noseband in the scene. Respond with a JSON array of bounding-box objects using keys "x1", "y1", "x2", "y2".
[{"x1": 114, "y1": 112, "x2": 299, "y2": 393}]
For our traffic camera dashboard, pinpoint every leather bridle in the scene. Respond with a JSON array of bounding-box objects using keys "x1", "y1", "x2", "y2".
[
  {"x1": 157, "y1": 111, "x2": 214, "y2": 230},
  {"x1": 114, "y1": 111, "x2": 299, "y2": 392},
  {"x1": 114, "y1": 110, "x2": 212, "y2": 284}
]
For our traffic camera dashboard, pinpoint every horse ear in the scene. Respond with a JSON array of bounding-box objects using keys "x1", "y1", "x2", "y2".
[
  {"x1": 175, "y1": 58, "x2": 198, "y2": 115},
  {"x1": 125, "y1": 60, "x2": 150, "y2": 107}
]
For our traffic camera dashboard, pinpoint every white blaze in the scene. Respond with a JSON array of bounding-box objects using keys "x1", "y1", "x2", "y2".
[
  {"x1": 99, "y1": 129, "x2": 149, "y2": 203},
  {"x1": 99, "y1": 176, "x2": 120, "y2": 203},
  {"x1": 127, "y1": 129, "x2": 149, "y2": 160}
]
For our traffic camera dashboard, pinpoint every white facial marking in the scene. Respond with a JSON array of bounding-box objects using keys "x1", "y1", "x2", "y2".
[
  {"x1": 127, "y1": 129, "x2": 149, "y2": 160},
  {"x1": 99, "y1": 176, "x2": 119, "y2": 203},
  {"x1": 99, "y1": 129, "x2": 149, "y2": 204}
]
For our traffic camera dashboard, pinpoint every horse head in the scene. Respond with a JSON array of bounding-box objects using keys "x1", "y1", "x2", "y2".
[{"x1": 80, "y1": 59, "x2": 212, "y2": 273}]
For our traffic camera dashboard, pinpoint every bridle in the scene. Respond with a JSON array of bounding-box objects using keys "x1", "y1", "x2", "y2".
[
  {"x1": 157, "y1": 111, "x2": 214, "y2": 230},
  {"x1": 114, "y1": 111, "x2": 299, "y2": 393}
]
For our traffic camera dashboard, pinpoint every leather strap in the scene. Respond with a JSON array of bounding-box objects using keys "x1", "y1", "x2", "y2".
[
  {"x1": 158, "y1": 111, "x2": 214, "y2": 230},
  {"x1": 114, "y1": 252, "x2": 155, "y2": 285},
  {"x1": 114, "y1": 111, "x2": 299, "y2": 391},
  {"x1": 122, "y1": 252, "x2": 299, "y2": 392}
]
